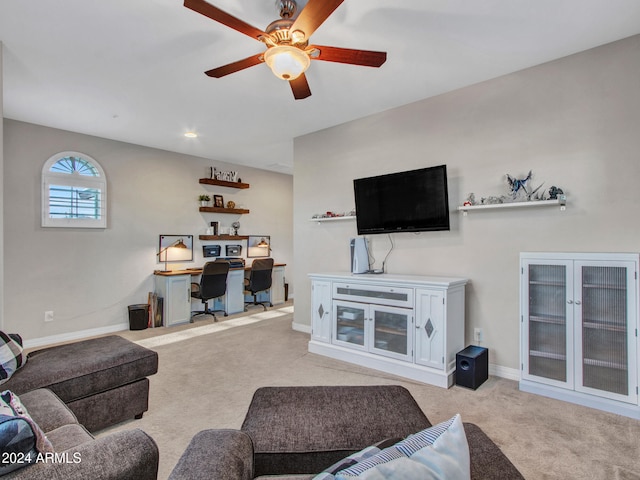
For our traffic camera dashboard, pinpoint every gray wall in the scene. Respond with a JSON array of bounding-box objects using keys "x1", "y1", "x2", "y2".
[
  {"x1": 293, "y1": 35, "x2": 640, "y2": 374},
  {"x1": 3, "y1": 120, "x2": 293, "y2": 345}
]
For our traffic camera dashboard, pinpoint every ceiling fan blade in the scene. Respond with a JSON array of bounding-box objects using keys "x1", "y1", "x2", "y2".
[
  {"x1": 291, "y1": 0, "x2": 344, "y2": 40},
  {"x1": 289, "y1": 74, "x2": 312, "y2": 100},
  {"x1": 205, "y1": 53, "x2": 265, "y2": 78},
  {"x1": 184, "y1": 0, "x2": 266, "y2": 41},
  {"x1": 309, "y1": 45, "x2": 387, "y2": 67}
]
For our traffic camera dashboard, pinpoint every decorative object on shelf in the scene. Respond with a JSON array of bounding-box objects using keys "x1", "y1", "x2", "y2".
[
  {"x1": 506, "y1": 170, "x2": 545, "y2": 201},
  {"x1": 463, "y1": 193, "x2": 477, "y2": 206},
  {"x1": 210, "y1": 221, "x2": 219, "y2": 235},
  {"x1": 506, "y1": 170, "x2": 532, "y2": 197},
  {"x1": 210, "y1": 167, "x2": 239, "y2": 183},
  {"x1": 213, "y1": 195, "x2": 224, "y2": 208},
  {"x1": 311, "y1": 210, "x2": 355, "y2": 219},
  {"x1": 227, "y1": 200, "x2": 236, "y2": 209},
  {"x1": 462, "y1": 171, "x2": 566, "y2": 210},
  {"x1": 231, "y1": 221, "x2": 241, "y2": 236},
  {"x1": 156, "y1": 235, "x2": 193, "y2": 272},
  {"x1": 248, "y1": 236, "x2": 271, "y2": 258},
  {"x1": 198, "y1": 194, "x2": 211, "y2": 207},
  {"x1": 548, "y1": 186, "x2": 564, "y2": 199}
]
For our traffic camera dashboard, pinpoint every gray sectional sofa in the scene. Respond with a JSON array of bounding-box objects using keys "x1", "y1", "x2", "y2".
[
  {"x1": 6, "y1": 388, "x2": 158, "y2": 480},
  {"x1": 169, "y1": 385, "x2": 524, "y2": 480},
  {"x1": 3, "y1": 335, "x2": 158, "y2": 432},
  {"x1": 1, "y1": 334, "x2": 159, "y2": 479}
]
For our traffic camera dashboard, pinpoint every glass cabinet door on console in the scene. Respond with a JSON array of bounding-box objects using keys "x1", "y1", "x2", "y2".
[
  {"x1": 333, "y1": 301, "x2": 413, "y2": 361},
  {"x1": 333, "y1": 301, "x2": 367, "y2": 351},
  {"x1": 370, "y1": 305, "x2": 412, "y2": 362}
]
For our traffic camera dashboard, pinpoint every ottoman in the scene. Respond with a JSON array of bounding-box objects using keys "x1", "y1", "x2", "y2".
[
  {"x1": 3, "y1": 335, "x2": 158, "y2": 432},
  {"x1": 240, "y1": 385, "x2": 432, "y2": 476}
]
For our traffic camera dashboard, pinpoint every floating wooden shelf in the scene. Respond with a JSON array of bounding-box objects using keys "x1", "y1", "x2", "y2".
[
  {"x1": 199, "y1": 178, "x2": 250, "y2": 189},
  {"x1": 199, "y1": 235, "x2": 249, "y2": 241},
  {"x1": 199, "y1": 206, "x2": 250, "y2": 214}
]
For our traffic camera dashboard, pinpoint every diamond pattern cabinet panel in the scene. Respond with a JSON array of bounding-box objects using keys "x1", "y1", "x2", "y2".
[
  {"x1": 311, "y1": 280, "x2": 332, "y2": 343},
  {"x1": 415, "y1": 289, "x2": 445, "y2": 369}
]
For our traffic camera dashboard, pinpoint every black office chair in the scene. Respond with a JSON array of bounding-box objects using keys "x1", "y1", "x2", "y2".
[
  {"x1": 191, "y1": 260, "x2": 230, "y2": 322},
  {"x1": 244, "y1": 258, "x2": 274, "y2": 311}
]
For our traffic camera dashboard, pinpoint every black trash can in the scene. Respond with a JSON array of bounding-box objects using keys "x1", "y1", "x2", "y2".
[{"x1": 128, "y1": 304, "x2": 149, "y2": 330}]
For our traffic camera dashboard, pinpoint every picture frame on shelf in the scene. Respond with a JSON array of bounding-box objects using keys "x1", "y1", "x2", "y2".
[{"x1": 213, "y1": 195, "x2": 224, "y2": 208}]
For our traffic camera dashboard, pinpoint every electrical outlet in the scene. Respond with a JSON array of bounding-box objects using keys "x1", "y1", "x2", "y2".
[
  {"x1": 474, "y1": 327, "x2": 483, "y2": 342},
  {"x1": 44, "y1": 311, "x2": 54, "y2": 322}
]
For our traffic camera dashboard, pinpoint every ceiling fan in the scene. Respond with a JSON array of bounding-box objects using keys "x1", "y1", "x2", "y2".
[{"x1": 183, "y1": 0, "x2": 387, "y2": 99}]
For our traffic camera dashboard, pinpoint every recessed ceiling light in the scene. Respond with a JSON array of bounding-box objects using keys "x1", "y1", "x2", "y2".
[{"x1": 184, "y1": 132, "x2": 198, "y2": 138}]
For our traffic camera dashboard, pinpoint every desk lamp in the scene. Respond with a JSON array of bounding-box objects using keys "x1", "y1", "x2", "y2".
[{"x1": 157, "y1": 238, "x2": 188, "y2": 272}]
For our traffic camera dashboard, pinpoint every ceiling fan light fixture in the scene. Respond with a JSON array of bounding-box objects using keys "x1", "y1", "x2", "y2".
[{"x1": 264, "y1": 45, "x2": 310, "y2": 80}]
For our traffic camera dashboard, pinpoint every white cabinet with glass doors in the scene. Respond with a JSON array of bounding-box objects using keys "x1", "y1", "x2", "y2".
[
  {"x1": 308, "y1": 273, "x2": 467, "y2": 388},
  {"x1": 520, "y1": 252, "x2": 640, "y2": 419}
]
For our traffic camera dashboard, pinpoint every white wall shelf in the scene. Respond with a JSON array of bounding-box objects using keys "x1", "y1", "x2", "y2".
[
  {"x1": 310, "y1": 216, "x2": 356, "y2": 223},
  {"x1": 458, "y1": 197, "x2": 566, "y2": 216}
]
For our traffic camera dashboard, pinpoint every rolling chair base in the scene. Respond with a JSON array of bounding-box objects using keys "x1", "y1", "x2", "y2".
[
  {"x1": 244, "y1": 294, "x2": 272, "y2": 312},
  {"x1": 190, "y1": 300, "x2": 227, "y2": 323}
]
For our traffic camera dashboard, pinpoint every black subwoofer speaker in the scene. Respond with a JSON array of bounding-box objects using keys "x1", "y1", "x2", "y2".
[
  {"x1": 128, "y1": 304, "x2": 149, "y2": 331},
  {"x1": 456, "y1": 345, "x2": 488, "y2": 390}
]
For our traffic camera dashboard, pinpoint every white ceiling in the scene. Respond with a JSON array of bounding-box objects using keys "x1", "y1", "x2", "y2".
[{"x1": 2, "y1": 1, "x2": 640, "y2": 175}]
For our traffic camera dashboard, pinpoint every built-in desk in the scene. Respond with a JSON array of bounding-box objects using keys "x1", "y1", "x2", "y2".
[{"x1": 154, "y1": 263, "x2": 286, "y2": 327}]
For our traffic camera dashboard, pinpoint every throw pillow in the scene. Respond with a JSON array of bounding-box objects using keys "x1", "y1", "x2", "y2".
[
  {"x1": 313, "y1": 414, "x2": 470, "y2": 480},
  {"x1": 0, "y1": 390, "x2": 54, "y2": 475},
  {"x1": 316, "y1": 438, "x2": 403, "y2": 479},
  {"x1": 0, "y1": 331, "x2": 25, "y2": 385}
]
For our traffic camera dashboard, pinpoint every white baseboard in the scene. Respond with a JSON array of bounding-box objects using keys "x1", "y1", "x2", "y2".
[
  {"x1": 24, "y1": 323, "x2": 129, "y2": 349},
  {"x1": 490, "y1": 364, "x2": 520, "y2": 381},
  {"x1": 291, "y1": 322, "x2": 311, "y2": 334}
]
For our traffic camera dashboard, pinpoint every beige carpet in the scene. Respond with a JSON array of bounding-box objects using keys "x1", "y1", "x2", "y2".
[{"x1": 103, "y1": 303, "x2": 640, "y2": 480}]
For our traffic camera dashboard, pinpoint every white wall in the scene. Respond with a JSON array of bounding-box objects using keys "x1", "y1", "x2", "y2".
[
  {"x1": 3, "y1": 120, "x2": 293, "y2": 344},
  {"x1": 293, "y1": 35, "x2": 640, "y2": 372}
]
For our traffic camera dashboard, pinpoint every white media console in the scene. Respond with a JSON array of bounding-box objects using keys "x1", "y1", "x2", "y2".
[{"x1": 309, "y1": 272, "x2": 468, "y2": 387}]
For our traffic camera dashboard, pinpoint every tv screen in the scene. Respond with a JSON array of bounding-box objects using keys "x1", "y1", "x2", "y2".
[{"x1": 353, "y1": 165, "x2": 450, "y2": 235}]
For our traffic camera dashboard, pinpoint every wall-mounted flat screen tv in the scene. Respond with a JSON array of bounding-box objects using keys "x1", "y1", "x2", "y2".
[{"x1": 353, "y1": 165, "x2": 450, "y2": 235}]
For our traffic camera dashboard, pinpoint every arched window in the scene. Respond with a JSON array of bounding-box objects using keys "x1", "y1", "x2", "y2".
[{"x1": 42, "y1": 152, "x2": 107, "y2": 228}]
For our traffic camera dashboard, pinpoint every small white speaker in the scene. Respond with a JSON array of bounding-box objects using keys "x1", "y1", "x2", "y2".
[{"x1": 350, "y1": 237, "x2": 369, "y2": 274}]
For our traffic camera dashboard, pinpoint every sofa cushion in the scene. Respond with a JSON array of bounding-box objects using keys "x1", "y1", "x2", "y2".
[
  {"x1": 0, "y1": 332, "x2": 25, "y2": 385},
  {"x1": 44, "y1": 424, "x2": 94, "y2": 452},
  {"x1": 0, "y1": 390, "x2": 54, "y2": 475},
  {"x1": 241, "y1": 385, "x2": 432, "y2": 476},
  {"x1": 2, "y1": 335, "x2": 158, "y2": 403},
  {"x1": 314, "y1": 415, "x2": 470, "y2": 480},
  {"x1": 18, "y1": 389, "x2": 78, "y2": 433}
]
